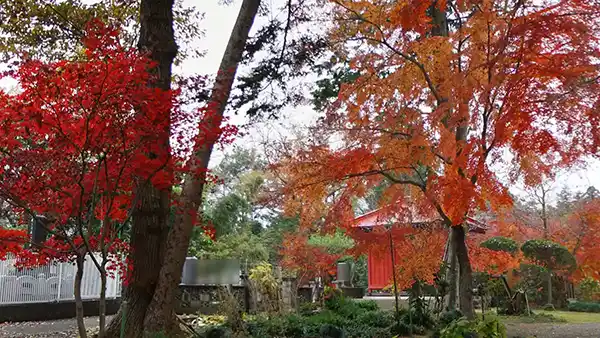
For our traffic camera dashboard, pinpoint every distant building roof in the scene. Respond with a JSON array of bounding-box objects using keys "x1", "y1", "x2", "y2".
[{"x1": 352, "y1": 207, "x2": 489, "y2": 234}]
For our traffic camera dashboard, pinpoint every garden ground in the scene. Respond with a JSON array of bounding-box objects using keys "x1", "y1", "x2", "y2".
[
  {"x1": 500, "y1": 310, "x2": 600, "y2": 337},
  {"x1": 1, "y1": 311, "x2": 600, "y2": 337},
  {"x1": 0, "y1": 316, "x2": 113, "y2": 338}
]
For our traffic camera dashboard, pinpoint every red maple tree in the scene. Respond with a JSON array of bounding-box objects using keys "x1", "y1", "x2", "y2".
[
  {"x1": 0, "y1": 19, "x2": 190, "y2": 338},
  {"x1": 280, "y1": 232, "x2": 342, "y2": 286}
]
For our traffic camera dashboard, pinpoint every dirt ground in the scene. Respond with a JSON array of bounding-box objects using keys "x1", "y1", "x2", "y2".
[
  {"x1": 505, "y1": 322, "x2": 600, "y2": 337},
  {"x1": 2, "y1": 317, "x2": 600, "y2": 337},
  {"x1": 0, "y1": 317, "x2": 111, "y2": 338}
]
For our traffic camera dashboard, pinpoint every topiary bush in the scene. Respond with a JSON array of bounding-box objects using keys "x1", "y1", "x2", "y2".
[
  {"x1": 481, "y1": 236, "x2": 519, "y2": 254},
  {"x1": 521, "y1": 240, "x2": 576, "y2": 307},
  {"x1": 568, "y1": 300, "x2": 600, "y2": 313}
]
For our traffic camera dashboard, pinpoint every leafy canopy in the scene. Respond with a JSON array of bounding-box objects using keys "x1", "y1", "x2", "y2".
[
  {"x1": 278, "y1": 0, "x2": 600, "y2": 235},
  {"x1": 521, "y1": 239, "x2": 576, "y2": 272}
]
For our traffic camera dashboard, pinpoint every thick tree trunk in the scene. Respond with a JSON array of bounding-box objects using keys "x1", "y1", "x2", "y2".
[
  {"x1": 143, "y1": 0, "x2": 261, "y2": 333},
  {"x1": 105, "y1": 0, "x2": 177, "y2": 337},
  {"x1": 105, "y1": 181, "x2": 174, "y2": 338},
  {"x1": 74, "y1": 255, "x2": 88, "y2": 338},
  {"x1": 453, "y1": 225, "x2": 475, "y2": 319}
]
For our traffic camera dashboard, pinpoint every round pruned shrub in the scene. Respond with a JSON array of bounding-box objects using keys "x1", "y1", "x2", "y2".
[{"x1": 481, "y1": 236, "x2": 519, "y2": 254}]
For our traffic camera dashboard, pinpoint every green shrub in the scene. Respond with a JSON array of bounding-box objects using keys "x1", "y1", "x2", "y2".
[
  {"x1": 477, "y1": 316, "x2": 507, "y2": 337},
  {"x1": 356, "y1": 310, "x2": 394, "y2": 328},
  {"x1": 481, "y1": 236, "x2": 519, "y2": 254},
  {"x1": 305, "y1": 310, "x2": 352, "y2": 331},
  {"x1": 515, "y1": 312, "x2": 566, "y2": 323},
  {"x1": 323, "y1": 286, "x2": 346, "y2": 311},
  {"x1": 438, "y1": 309, "x2": 463, "y2": 327},
  {"x1": 245, "y1": 292, "x2": 405, "y2": 338},
  {"x1": 390, "y1": 321, "x2": 413, "y2": 336},
  {"x1": 298, "y1": 301, "x2": 320, "y2": 316},
  {"x1": 319, "y1": 324, "x2": 346, "y2": 338},
  {"x1": 198, "y1": 326, "x2": 232, "y2": 338},
  {"x1": 568, "y1": 300, "x2": 600, "y2": 313},
  {"x1": 400, "y1": 308, "x2": 435, "y2": 330},
  {"x1": 354, "y1": 299, "x2": 379, "y2": 311},
  {"x1": 346, "y1": 325, "x2": 395, "y2": 338}
]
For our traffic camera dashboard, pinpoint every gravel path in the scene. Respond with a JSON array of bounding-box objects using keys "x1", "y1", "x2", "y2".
[
  {"x1": 505, "y1": 322, "x2": 600, "y2": 338},
  {"x1": 0, "y1": 316, "x2": 112, "y2": 338}
]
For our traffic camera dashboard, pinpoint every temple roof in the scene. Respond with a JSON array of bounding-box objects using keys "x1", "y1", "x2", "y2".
[{"x1": 352, "y1": 207, "x2": 490, "y2": 234}]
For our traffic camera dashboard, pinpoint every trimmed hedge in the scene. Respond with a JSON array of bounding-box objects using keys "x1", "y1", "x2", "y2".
[{"x1": 568, "y1": 301, "x2": 600, "y2": 313}]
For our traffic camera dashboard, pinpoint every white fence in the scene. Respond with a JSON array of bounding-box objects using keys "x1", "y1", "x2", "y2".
[{"x1": 0, "y1": 253, "x2": 122, "y2": 305}]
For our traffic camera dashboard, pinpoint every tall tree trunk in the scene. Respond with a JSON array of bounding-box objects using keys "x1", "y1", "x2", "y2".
[
  {"x1": 428, "y1": 2, "x2": 476, "y2": 315},
  {"x1": 105, "y1": 0, "x2": 177, "y2": 337},
  {"x1": 143, "y1": 0, "x2": 261, "y2": 333},
  {"x1": 445, "y1": 229, "x2": 458, "y2": 310},
  {"x1": 547, "y1": 270, "x2": 553, "y2": 306},
  {"x1": 98, "y1": 265, "x2": 107, "y2": 338},
  {"x1": 453, "y1": 225, "x2": 475, "y2": 319},
  {"x1": 74, "y1": 255, "x2": 88, "y2": 338}
]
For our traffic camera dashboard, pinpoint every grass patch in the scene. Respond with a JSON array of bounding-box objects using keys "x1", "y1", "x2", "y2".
[
  {"x1": 537, "y1": 310, "x2": 600, "y2": 323},
  {"x1": 494, "y1": 309, "x2": 600, "y2": 324},
  {"x1": 498, "y1": 312, "x2": 566, "y2": 324}
]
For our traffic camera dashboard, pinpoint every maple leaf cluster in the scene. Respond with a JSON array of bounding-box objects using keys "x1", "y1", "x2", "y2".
[
  {"x1": 0, "y1": 228, "x2": 28, "y2": 259},
  {"x1": 0, "y1": 19, "x2": 236, "y2": 272},
  {"x1": 556, "y1": 200, "x2": 600, "y2": 282},
  {"x1": 469, "y1": 245, "x2": 519, "y2": 276},
  {"x1": 0, "y1": 19, "x2": 173, "y2": 222},
  {"x1": 279, "y1": 232, "x2": 342, "y2": 284}
]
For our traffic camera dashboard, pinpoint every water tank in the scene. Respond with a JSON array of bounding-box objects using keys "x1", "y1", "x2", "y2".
[
  {"x1": 181, "y1": 257, "x2": 198, "y2": 285},
  {"x1": 337, "y1": 262, "x2": 351, "y2": 284}
]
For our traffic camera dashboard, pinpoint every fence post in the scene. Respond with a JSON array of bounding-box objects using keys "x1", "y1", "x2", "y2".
[{"x1": 56, "y1": 263, "x2": 63, "y2": 302}]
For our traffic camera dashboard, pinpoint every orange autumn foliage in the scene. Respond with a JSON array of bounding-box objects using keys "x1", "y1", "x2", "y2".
[
  {"x1": 279, "y1": 232, "x2": 341, "y2": 284},
  {"x1": 554, "y1": 199, "x2": 600, "y2": 282},
  {"x1": 392, "y1": 228, "x2": 448, "y2": 289},
  {"x1": 278, "y1": 0, "x2": 600, "y2": 228},
  {"x1": 275, "y1": 0, "x2": 600, "y2": 296},
  {"x1": 469, "y1": 245, "x2": 520, "y2": 276}
]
